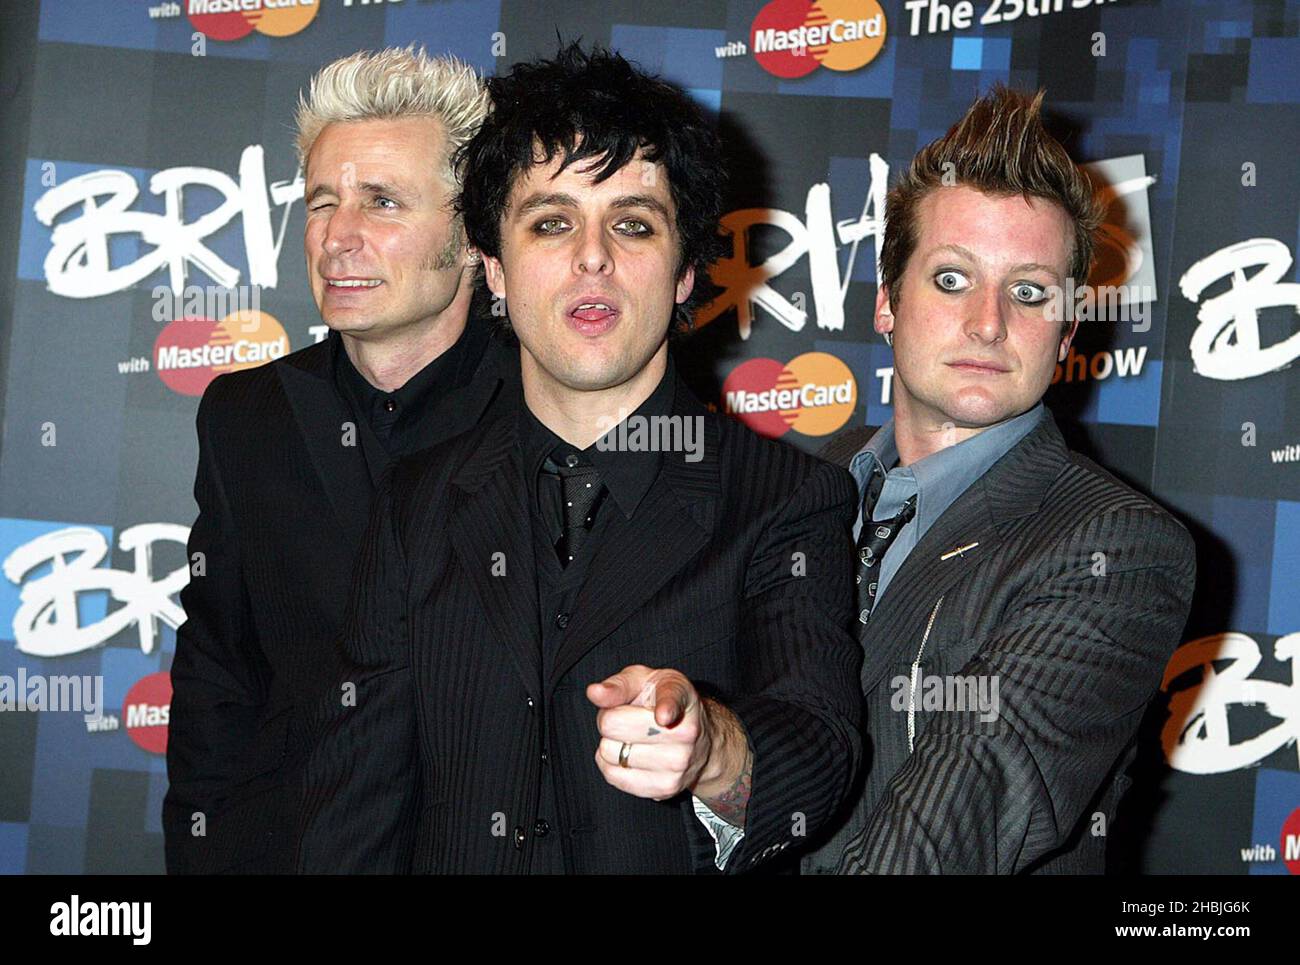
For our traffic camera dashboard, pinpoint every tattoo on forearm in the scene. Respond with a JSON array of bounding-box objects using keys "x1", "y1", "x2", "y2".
[{"x1": 708, "y1": 754, "x2": 752, "y2": 828}]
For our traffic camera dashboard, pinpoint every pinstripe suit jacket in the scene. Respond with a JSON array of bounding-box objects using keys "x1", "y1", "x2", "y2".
[
  {"x1": 296, "y1": 374, "x2": 864, "y2": 874},
  {"x1": 802, "y1": 410, "x2": 1195, "y2": 874}
]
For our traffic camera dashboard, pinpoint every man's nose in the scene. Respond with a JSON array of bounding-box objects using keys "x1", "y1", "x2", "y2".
[
  {"x1": 321, "y1": 204, "x2": 363, "y2": 258},
  {"x1": 964, "y1": 285, "x2": 1008, "y2": 344},
  {"x1": 573, "y1": 221, "x2": 613, "y2": 275}
]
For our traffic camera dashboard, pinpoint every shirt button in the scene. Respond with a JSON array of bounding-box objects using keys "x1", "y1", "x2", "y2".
[
  {"x1": 540, "y1": 750, "x2": 549, "y2": 764},
  {"x1": 526, "y1": 696, "x2": 535, "y2": 708},
  {"x1": 383, "y1": 399, "x2": 396, "y2": 413},
  {"x1": 564, "y1": 453, "x2": 580, "y2": 468},
  {"x1": 513, "y1": 826, "x2": 526, "y2": 850},
  {"x1": 534, "y1": 819, "x2": 550, "y2": 837},
  {"x1": 554, "y1": 612, "x2": 570, "y2": 629}
]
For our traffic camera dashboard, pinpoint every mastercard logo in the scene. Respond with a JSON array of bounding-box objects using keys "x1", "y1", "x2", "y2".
[
  {"x1": 187, "y1": 0, "x2": 319, "y2": 42},
  {"x1": 1284, "y1": 807, "x2": 1300, "y2": 875},
  {"x1": 154, "y1": 310, "x2": 290, "y2": 397},
  {"x1": 751, "y1": 0, "x2": 887, "y2": 79},
  {"x1": 722, "y1": 352, "x2": 857, "y2": 439},
  {"x1": 124, "y1": 672, "x2": 172, "y2": 756}
]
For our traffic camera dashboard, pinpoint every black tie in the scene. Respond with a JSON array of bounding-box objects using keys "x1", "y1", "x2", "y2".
[
  {"x1": 855, "y1": 479, "x2": 916, "y2": 625},
  {"x1": 557, "y1": 462, "x2": 605, "y2": 567}
]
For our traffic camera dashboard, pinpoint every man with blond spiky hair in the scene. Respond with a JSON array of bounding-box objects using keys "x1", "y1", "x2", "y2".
[
  {"x1": 164, "y1": 47, "x2": 513, "y2": 874},
  {"x1": 805, "y1": 85, "x2": 1195, "y2": 874}
]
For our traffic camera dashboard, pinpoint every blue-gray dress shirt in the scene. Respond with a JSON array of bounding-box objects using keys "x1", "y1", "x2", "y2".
[{"x1": 848, "y1": 404, "x2": 1046, "y2": 605}]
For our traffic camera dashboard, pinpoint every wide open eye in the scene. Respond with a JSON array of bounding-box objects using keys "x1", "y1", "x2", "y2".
[
  {"x1": 1011, "y1": 281, "x2": 1047, "y2": 304},
  {"x1": 934, "y1": 269, "x2": 970, "y2": 293}
]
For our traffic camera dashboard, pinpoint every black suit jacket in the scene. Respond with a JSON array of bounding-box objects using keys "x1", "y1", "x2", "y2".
[
  {"x1": 163, "y1": 325, "x2": 514, "y2": 874},
  {"x1": 296, "y1": 374, "x2": 864, "y2": 874},
  {"x1": 803, "y1": 410, "x2": 1195, "y2": 874}
]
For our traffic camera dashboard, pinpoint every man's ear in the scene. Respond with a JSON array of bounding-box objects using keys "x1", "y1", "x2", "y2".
[
  {"x1": 482, "y1": 252, "x2": 506, "y2": 298},
  {"x1": 874, "y1": 285, "x2": 895, "y2": 338},
  {"x1": 1058, "y1": 318, "x2": 1079, "y2": 361},
  {"x1": 674, "y1": 264, "x2": 696, "y2": 305}
]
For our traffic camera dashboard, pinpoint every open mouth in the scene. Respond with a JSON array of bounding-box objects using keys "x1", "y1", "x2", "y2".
[
  {"x1": 326, "y1": 278, "x2": 382, "y2": 289},
  {"x1": 567, "y1": 298, "x2": 620, "y2": 335}
]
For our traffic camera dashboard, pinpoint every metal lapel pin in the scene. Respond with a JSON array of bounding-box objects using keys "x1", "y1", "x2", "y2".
[{"x1": 940, "y1": 542, "x2": 980, "y2": 561}]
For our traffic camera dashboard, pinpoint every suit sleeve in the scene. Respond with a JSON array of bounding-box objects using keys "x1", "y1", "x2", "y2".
[
  {"x1": 837, "y1": 506, "x2": 1196, "y2": 874},
  {"x1": 723, "y1": 459, "x2": 864, "y2": 873},
  {"x1": 164, "y1": 378, "x2": 266, "y2": 874},
  {"x1": 296, "y1": 468, "x2": 421, "y2": 873}
]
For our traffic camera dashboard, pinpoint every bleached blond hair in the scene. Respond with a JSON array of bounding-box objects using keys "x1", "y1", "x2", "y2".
[{"x1": 294, "y1": 46, "x2": 490, "y2": 187}]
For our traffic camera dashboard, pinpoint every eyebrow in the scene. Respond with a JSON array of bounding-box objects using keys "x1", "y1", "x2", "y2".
[
  {"x1": 515, "y1": 192, "x2": 578, "y2": 216},
  {"x1": 610, "y1": 194, "x2": 672, "y2": 221},
  {"x1": 304, "y1": 180, "x2": 414, "y2": 204},
  {"x1": 924, "y1": 244, "x2": 1063, "y2": 282},
  {"x1": 513, "y1": 191, "x2": 672, "y2": 222}
]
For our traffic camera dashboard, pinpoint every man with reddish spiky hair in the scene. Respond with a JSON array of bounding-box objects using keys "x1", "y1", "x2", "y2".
[{"x1": 805, "y1": 86, "x2": 1196, "y2": 874}]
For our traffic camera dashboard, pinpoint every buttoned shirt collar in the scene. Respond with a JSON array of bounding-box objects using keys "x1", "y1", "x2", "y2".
[
  {"x1": 850, "y1": 402, "x2": 1046, "y2": 529},
  {"x1": 518, "y1": 358, "x2": 676, "y2": 520}
]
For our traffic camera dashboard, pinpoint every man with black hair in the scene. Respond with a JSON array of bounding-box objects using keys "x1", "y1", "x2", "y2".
[{"x1": 297, "y1": 44, "x2": 863, "y2": 874}]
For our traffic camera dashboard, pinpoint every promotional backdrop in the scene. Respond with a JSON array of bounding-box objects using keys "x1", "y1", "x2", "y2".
[{"x1": 0, "y1": 0, "x2": 1297, "y2": 874}]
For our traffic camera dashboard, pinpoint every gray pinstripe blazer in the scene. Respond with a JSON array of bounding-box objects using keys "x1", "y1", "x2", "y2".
[{"x1": 803, "y1": 409, "x2": 1195, "y2": 874}]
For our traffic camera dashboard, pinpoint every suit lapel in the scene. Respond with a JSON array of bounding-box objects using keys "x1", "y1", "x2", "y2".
[
  {"x1": 549, "y1": 381, "x2": 720, "y2": 690},
  {"x1": 858, "y1": 489, "x2": 1003, "y2": 694},
  {"x1": 858, "y1": 413, "x2": 1070, "y2": 696},
  {"x1": 277, "y1": 337, "x2": 373, "y2": 549},
  {"x1": 446, "y1": 412, "x2": 542, "y2": 691},
  {"x1": 408, "y1": 330, "x2": 516, "y2": 454}
]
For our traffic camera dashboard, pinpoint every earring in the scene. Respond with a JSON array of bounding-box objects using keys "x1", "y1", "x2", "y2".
[{"x1": 884, "y1": 332, "x2": 893, "y2": 347}]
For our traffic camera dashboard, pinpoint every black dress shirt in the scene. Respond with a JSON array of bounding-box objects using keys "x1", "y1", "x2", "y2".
[
  {"x1": 520, "y1": 365, "x2": 671, "y2": 554},
  {"x1": 332, "y1": 318, "x2": 492, "y2": 485},
  {"x1": 513, "y1": 360, "x2": 675, "y2": 871}
]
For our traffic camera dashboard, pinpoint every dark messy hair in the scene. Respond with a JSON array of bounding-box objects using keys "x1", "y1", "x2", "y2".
[{"x1": 456, "y1": 42, "x2": 727, "y2": 335}]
